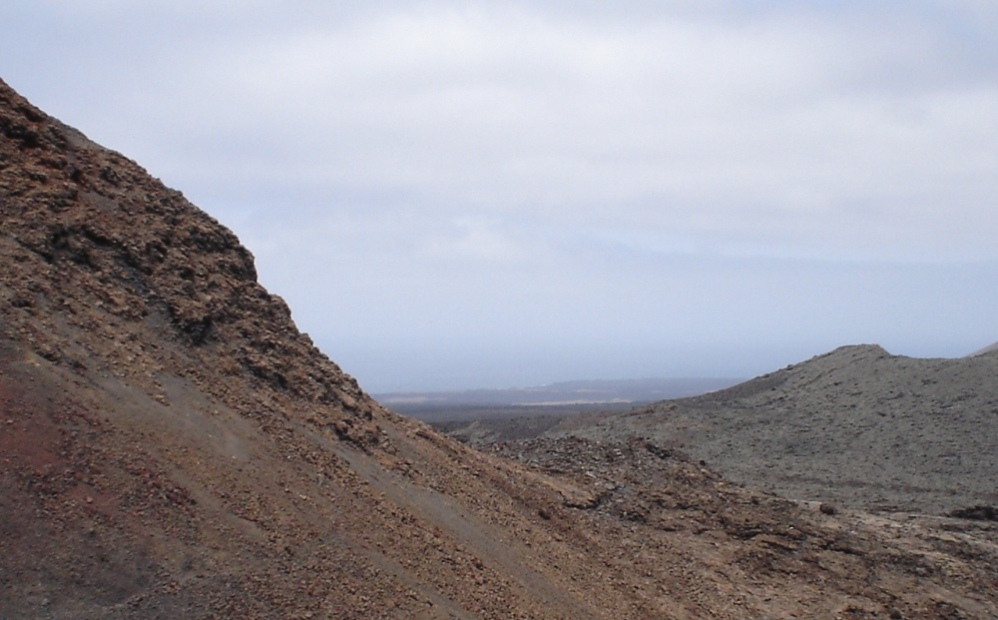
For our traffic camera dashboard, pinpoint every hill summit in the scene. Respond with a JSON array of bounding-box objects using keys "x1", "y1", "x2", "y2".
[
  {"x1": 551, "y1": 343, "x2": 998, "y2": 515},
  {"x1": 3, "y1": 77, "x2": 997, "y2": 618}
]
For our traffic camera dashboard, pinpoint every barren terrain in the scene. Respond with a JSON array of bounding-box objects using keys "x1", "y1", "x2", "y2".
[
  {"x1": 3, "y1": 76, "x2": 998, "y2": 618},
  {"x1": 546, "y1": 344, "x2": 998, "y2": 517}
]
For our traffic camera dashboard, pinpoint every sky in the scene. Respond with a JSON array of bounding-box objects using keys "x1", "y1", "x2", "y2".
[{"x1": 2, "y1": 1, "x2": 997, "y2": 392}]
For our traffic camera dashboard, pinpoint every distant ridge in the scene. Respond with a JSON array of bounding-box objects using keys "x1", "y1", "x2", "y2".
[{"x1": 377, "y1": 377, "x2": 741, "y2": 410}]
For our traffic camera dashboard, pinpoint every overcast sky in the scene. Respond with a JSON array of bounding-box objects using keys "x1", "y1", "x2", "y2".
[{"x1": 3, "y1": 1, "x2": 997, "y2": 392}]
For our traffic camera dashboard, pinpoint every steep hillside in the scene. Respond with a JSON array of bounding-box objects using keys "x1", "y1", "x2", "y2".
[
  {"x1": 551, "y1": 344, "x2": 998, "y2": 516},
  {"x1": 0, "y1": 75, "x2": 611, "y2": 619},
  {"x1": 2, "y1": 77, "x2": 997, "y2": 618}
]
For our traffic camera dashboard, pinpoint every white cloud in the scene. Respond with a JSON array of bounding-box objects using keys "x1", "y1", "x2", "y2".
[{"x1": 121, "y1": 3, "x2": 993, "y2": 262}]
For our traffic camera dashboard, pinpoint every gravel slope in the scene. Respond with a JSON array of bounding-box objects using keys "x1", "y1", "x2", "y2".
[{"x1": 550, "y1": 344, "x2": 998, "y2": 515}]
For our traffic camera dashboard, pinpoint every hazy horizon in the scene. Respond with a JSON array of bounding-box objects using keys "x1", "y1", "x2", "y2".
[{"x1": 3, "y1": 2, "x2": 997, "y2": 393}]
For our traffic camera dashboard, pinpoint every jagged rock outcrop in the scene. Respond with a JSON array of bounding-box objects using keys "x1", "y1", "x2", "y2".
[{"x1": 0, "y1": 81, "x2": 378, "y2": 443}]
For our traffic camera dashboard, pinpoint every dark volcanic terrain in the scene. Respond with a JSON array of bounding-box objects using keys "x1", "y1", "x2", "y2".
[
  {"x1": 3, "y1": 77, "x2": 998, "y2": 618},
  {"x1": 547, "y1": 344, "x2": 998, "y2": 516}
]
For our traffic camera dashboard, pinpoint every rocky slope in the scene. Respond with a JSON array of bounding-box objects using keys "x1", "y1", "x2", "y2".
[
  {"x1": 550, "y1": 344, "x2": 998, "y2": 516},
  {"x1": 2, "y1": 77, "x2": 997, "y2": 618}
]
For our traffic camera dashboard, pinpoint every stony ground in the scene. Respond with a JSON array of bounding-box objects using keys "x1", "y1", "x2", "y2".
[
  {"x1": 3, "y1": 76, "x2": 998, "y2": 618},
  {"x1": 491, "y1": 436, "x2": 998, "y2": 619}
]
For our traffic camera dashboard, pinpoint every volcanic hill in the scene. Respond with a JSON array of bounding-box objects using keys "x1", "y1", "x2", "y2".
[
  {"x1": 548, "y1": 344, "x2": 998, "y2": 516},
  {"x1": 2, "y1": 77, "x2": 997, "y2": 618}
]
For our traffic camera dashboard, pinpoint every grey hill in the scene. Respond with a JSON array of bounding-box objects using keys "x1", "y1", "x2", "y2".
[{"x1": 547, "y1": 344, "x2": 998, "y2": 516}]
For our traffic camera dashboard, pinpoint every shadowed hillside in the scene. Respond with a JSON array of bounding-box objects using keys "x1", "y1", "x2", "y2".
[{"x1": 3, "y1": 77, "x2": 997, "y2": 618}]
